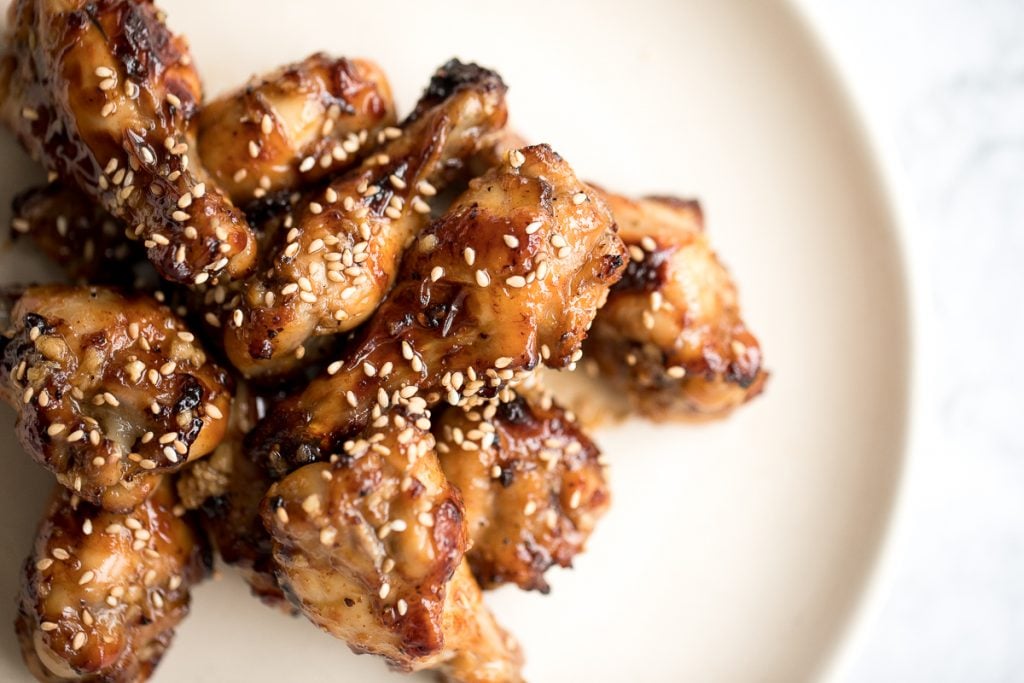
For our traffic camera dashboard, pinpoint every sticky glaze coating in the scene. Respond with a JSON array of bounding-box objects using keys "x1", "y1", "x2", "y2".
[
  {"x1": 263, "y1": 406, "x2": 522, "y2": 682},
  {"x1": 220, "y1": 59, "x2": 509, "y2": 378},
  {"x1": 0, "y1": 0, "x2": 256, "y2": 285},
  {"x1": 0, "y1": 286, "x2": 231, "y2": 511},
  {"x1": 10, "y1": 182, "x2": 146, "y2": 286},
  {"x1": 198, "y1": 53, "x2": 396, "y2": 203},
  {"x1": 248, "y1": 144, "x2": 626, "y2": 478},
  {"x1": 585, "y1": 191, "x2": 767, "y2": 418},
  {"x1": 435, "y1": 391, "x2": 609, "y2": 592},
  {"x1": 174, "y1": 382, "x2": 286, "y2": 608},
  {"x1": 16, "y1": 482, "x2": 209, "y2": 683}
]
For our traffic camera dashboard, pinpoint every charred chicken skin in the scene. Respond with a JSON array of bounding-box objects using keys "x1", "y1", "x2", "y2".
[
  {"x1": 219, "y1": 59, "x2": 509, "y2": 378},
  {"x1": 197, "y1": 52, "x2": 396, "y2": 203},
  {"x1": 0, "y1": 285, "x2": 231, "y2": 511},
  {"x1": 435, "y1": 390, "x2": 609, "y2": 592},
  {"x1": 16, "y1": 481, "x2": 209, "y2": 683},
  {"x1": 263, "y1": 405, "x2": 523, "y2": 682},
  {"x1": 249, "y1": 143, "x2": 626, "y2": 478},
  {"x1": 0, "y1": 0, "x2": 256, "y2": 286},
  {"x1": 586, "y1": 191, "x2": 766, "y2": 417}
]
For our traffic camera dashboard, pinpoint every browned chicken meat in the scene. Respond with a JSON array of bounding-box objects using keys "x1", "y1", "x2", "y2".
[
  {"x1": 174, "y1": 382, "x2": 286, "y2": 608},
  {"x1": 585, "y1": 191, "x2": 767, "y2": 418},
  {"x1": 435, "y1": 390, "x2": 609, "y2": 592},
  {"x1": 0, "y1": 0, "x2": 256, "y2": 285},
  {"x1": 16, "y1": 481, "x2": 209, "y2": 683},
  {"x1": 198, "y1": 52, "x2": 396, "y2": 203},
  {"x1": 10, "y1": 182, "x2": 146, "y2": 286},
  {"x1": 249, "y1": 143, "x2": 626, "y2": 477},
  {"x1": 219, "y1": 60, "x2": 509, "y2": 378},
  {"x1": 263, "y1": 405, "x2": 522, "y2": 682},
  {"x1": 0, "y1": 285, "x2": 231, "y2": 511}
]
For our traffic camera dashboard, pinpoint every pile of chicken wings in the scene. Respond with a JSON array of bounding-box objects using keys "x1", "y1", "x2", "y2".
[{"x1": 0, "y1": 1, "x2": 766, "y2": 681}]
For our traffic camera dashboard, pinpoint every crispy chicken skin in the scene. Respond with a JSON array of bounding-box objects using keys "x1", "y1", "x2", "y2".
[
  {"x1": 0, "y1": 0, "x2": 256, "y2": 285},
  {"x1": 586, "y1": 192, "x2": 767, "y2": 418},
  {"x1": 220, "y1": 60, "x2": 509, "y2": 378},
  {"x1": 0, "y1": 285, "x2": 231, "y2": 511},
  {"x1": 198, "y1": 53, "x2": 396, "y2": 203},
  {"x1": 435, "y1": 391, "x2": 609, "y2": 592},
  {"x1": 174, "y1": 382, "x2": 286, "y2": 608},
  {"x1": 10, "y1": 182, "x2": 145, "y2": 286},
  {"x1": 263, "y1": 407, "x2": 522, "y2": 682},
  {"x1": 249, "y1": 143, "x2": 626, "y2": 478},
  {"x1": 16, "y1": 481, "x2": 209, "y2": 683}
]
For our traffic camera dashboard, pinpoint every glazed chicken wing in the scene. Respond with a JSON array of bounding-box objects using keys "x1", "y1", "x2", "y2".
[
  {"x1": 16, "y1": 481, "x2": 209, "y2": 683},
  {"x1": 0, "y1": 285, "x2": 231, "y2": 511},
  {"x1": 435, "y1": 390, "x2": 609, "y2": 592},
  {"x1": 174, "y1": 381, "x2": 286, "y2": 608},
  {"x1": 10, "y1": 182, "x2": 146, "y2": 286},
  {"x1": 197, "y1": 52, "x2": 396, "y2": 203},
  {"x1": 249, "y1": 143, "x2": 626, "y2": 477},
  {"x1": 586, "y1": 192, "x2": 766, "y2": 417},
  {"x1": 0, "y1": 0, "x2": 256, "y2": 285},
  {"x1": 220, "y1": 59, "x2": 508, "y2": 378},
  {"x1": 263, "y1": 406, "x2": 522, "y2": 682}
]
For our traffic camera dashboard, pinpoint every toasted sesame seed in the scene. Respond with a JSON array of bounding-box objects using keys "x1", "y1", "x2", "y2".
[
  {"x1": 78, "y1": 570, "x2": 95, "y2": 585},
  {"x1": 98, "y1": 77, "x2": 117, "y2": 90},
  {"x1": 299, "y1": 156, "x2": 316, "y2": 172},
  {"x1": 166, "y1": 92, "x2": 182, "y2": 107},
  {"x1": 46, "y1": 423, "x2": 66, "y2": 437},
  {"x1": 71, "y1": 632, "x2": 87, "y2": 651},
  {"x1": 506, "y1": 275, "x2": 527, "y2": 288},
  {"x1": 248, "y1": 140, "x2": 260, "y2": 158},
  {"x1": 40, "y1": 621, "x2": 58, "y2": 631},
  {"x1": 160, "y1": 361, "x2": 176, "y2": 375},
  {"x1": 475, "y1": 269, "x2": 491, "y2": 287},
  {"x1": 52, "y1": 548, "x2": 70, "y2": 561},
  {"x1": 36, "y1": 558, "x2": 54, "y2": 571},
  {"x1": 309, "y1": 202, "x2": 323, "y2": 215}
]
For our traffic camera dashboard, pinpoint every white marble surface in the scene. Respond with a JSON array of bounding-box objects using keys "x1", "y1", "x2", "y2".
[{"x1": 798, "y1": 1, "x2": 1024, "y2": 681}]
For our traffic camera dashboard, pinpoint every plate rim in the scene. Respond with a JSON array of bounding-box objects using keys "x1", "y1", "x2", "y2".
[{"x1": 785, "y1": 2, "x2": 927, "y2": 680}]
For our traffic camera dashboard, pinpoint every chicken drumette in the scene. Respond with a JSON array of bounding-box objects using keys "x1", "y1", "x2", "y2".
[
  {"x1": 0, "y1": 0, "x2": 256, "y2": 285},
  {"x1": 198, "y1": 52, "x2": 396, "y2": 203},
  {"x1": 586, "y1": 191, "x2": 767, "y2": 418},
  {"x1": 249, "y1": 143, "x2": 626, "y2": 478},
  {"x1": 10, "y1": 182, "x2": 146, "y2": 286},
  {"x1": 16, "y1": 481, "x2": 209, "y2": 683},
  {"x1": 263, "y1": 405, "x2": 522, "y2": 682},
  {"x1": 219, "y1": 59, "x2": 509, "y2": 378},
  {"x1": 0, "y1": 285, "x2": 231, "y2": 511},
  {"x1": 435, "y1": 389, "x2": 609, "y2": 592}
]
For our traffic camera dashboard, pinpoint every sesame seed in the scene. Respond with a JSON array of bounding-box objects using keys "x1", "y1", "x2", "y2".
[
  {"x1": 52, "y1": 548, "x2": 70, "y2": 560},
  {"x1": 205, "y1": 403, "x2": 224, "y2": 420},
  {"x1": 46, "y1": 423, "x2": 65, "y2": 437},
  {"x1": 71, "y1": 632, "x2": 87, "y2": 651},
  {"x1": 475, "y1": 269, "x2": 491, "y2": 287},
  {"x1": 430, "y1": 266, "x2": 444, "y2": 282},
  {"x1": 232, "y1": 309, "x2": 243, "y2": 327},
  {"x1": 78, "y1": 570, "x2": 95, "y2": 585},
  {"x1": 506, "y1": 275, "x2": 526, "y2": 288},
  {"x1": 98, "y1": 77, "x2": 117, "y2": 90},
  {"x1": 417, "y1": 512, "x2": 434, "y2": 527},
  {"x1": 397, "y1": 599, "x2": 408, "y2": 615},
  {"x1": 260, "y1": 113, "x2": 273, "y2": 135},
  {"x1": 463, "y1": 247, "x2": 476, "y2": 266},
  {"x1": 171, "y1": 210, "x2": 190, "y2": 222},
  {"x1": 327, "y1": 361, "x2": 343, "y2": 375},
  {"x1": 379, "y1": 583, "x2": 390, "y2": 599},
  {"x1": 82, "y1": 519, "x2": 93, "y2": 535},
  {"x1": 503, "y1": 234, "x2": 519, "y2": 248},
  {"x1": 666, "y1": 366, "x2": 686, "y2": 379},
  {"x1": 275, "y1": 507, "x2": 289, "y2": 524},
  {"x1": 36, "y1": 558, "x2": 53, "y2": 571},
  {"x1": 248, "y1": 140, "x2": 260, "y2": 158},
  {"x1": 524, "y1": 501, "x2": 537, "y2": 515},
  {"x1": 525, "y1": 220, "x2": 542, "y2": 234},
  {"x1": 166, "y1": 92, "x2": 182, "y2": 107},
  {"x1": 177, "y1": 192, "x2": 192, "y2": 209},
  {"x1": 299, "y1": 156, "x2": 315, "y2": 172},
  {"x1": 40, "y1": 621, "x2": 57, "y2": 631},
  {"x1": 573, "y1": 192, "x2": 588, "y2": 205},
  {"x1": 309, "y1": 202, "x2": 323, "y2": 215}
]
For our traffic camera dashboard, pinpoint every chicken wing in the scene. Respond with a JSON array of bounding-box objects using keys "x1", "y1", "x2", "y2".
[
  {"x1": 0, "y1": 285, "x2": 231, "y2": 511},
  {"x1": 10, "y1": 182, "x2": 147, "y2": 286},
  {"x1": 0, "y1": 0, "x2": 256, "y2": 285},
  {"x1": 585, "y1": 192, "x2": 766, "y2": 417},
  {"x1": 435, "y1": 390, "x2": 609, "y2": 592},
  {"x1": 197, "y1": 53, "x2": 396, "y2": 203},
  {"x1": 174, "y1": 381, "x2": 286, "y2": 608},
  {"x1": 16, "y1": 481, "x2": 209, "y2": 683},
  {"x1": 263, "y1": 405, "x2": 522, "y2": 682},
  {"x1": 220, "y1": 59, "x2": 509, "y2": 378},
  {"x1": 249, "y1": 143, "x2": 626, "y2": 477}
]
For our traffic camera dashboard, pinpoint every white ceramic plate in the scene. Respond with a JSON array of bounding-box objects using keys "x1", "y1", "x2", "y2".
[{"x1": 0, "y1": 1, "x2": 914, "y2": 681}]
